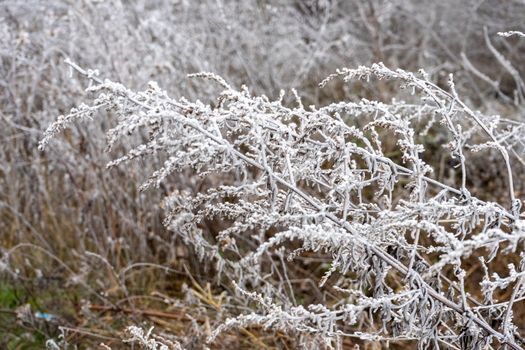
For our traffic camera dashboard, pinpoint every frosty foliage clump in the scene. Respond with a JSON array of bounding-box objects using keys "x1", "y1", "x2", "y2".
[
  {"x1": 121, "y1": 326, "x2": 184, "y2": 350},
  {"x1": 40, "y1": 56, "x2": 525, "y2": 350}
]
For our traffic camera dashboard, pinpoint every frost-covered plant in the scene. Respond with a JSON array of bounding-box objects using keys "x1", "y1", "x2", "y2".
[
  {"x1": 40, "y1": 58, "x2": 525, "y2": 349},
  {"x1": 122, "y1": 326, "x2": 183, "y2": 350},
  {"x1": 2, "y1": 1, "x2": 525, "y2": 348}
]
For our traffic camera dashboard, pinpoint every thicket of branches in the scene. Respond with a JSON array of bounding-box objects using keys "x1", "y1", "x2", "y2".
[{"x1": 2, "y1": 1, "x2": 525, "y2": 349}]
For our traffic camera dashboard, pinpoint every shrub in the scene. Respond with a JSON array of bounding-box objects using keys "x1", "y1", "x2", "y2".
[{"x1": 39, "y1": 55, "x2": 525, "y2": 349}]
